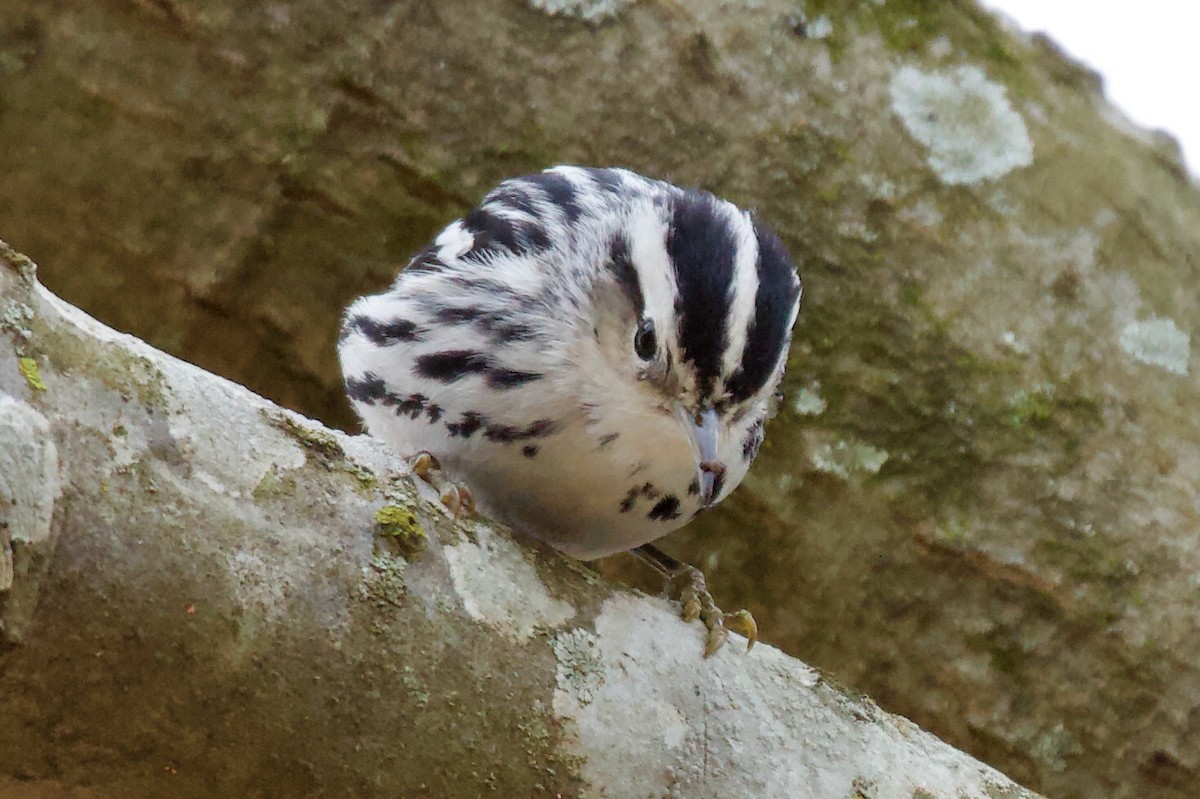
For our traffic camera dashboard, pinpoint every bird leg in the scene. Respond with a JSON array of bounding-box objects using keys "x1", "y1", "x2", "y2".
[
  {"x1": 408, "y1": 451, "x2": 476, "y2": 520},
  {"x1": 632, "y1": 544, "x2": 757, "y2": 657}
]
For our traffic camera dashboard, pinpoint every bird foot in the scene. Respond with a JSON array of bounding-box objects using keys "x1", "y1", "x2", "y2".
[
  {"x1": 633, "y1": 544, "x2": 757, "y2": 658},
  {"x1": 672, "y1": 563, "x2": 757, "y2": 657},
  {"x1": 408, "y1": 451, "x2": 476, "y2": 520}
]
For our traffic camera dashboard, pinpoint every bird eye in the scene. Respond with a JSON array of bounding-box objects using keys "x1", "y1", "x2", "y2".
[{"x1": 634, "y1": 318, "x2": 657, "y2": 361}]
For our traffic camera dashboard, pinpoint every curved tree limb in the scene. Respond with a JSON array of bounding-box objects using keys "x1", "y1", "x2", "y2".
[{"x1": 0, "y1": 244, "x2": 1039, "y2": 797}]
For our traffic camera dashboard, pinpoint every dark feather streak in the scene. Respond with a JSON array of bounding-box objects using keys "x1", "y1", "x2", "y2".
[
  {"x1": 608, "y1": 236, "x2": 643, "y2": 317},
  {"x1": 415, "y1": 350, "x2": 541, "y2": 389},
  {"x1": 742, "y1": 417, "x2": 765, "y2": 461},
  {"x1": 462, "y1": 204, "x2": 551, "y2": 259},
  {"x1": 344, "y1": 315, "x2": 422, "y2": 345},
  {"x1": 667, "y1": 191, "x2": 739, "y2": 397},
  {"x1": 433, "y1": 305, "x2": 537, "y2": 345},
  {"x1": 529, "y1": 171, "x2": 582, "y2": 223},
  {"x1": 415, "y1": 350, "x2": 490, "y2": 382},
  {"x1": 345, "y1": 372, "x2": 442, "y2": 425}
]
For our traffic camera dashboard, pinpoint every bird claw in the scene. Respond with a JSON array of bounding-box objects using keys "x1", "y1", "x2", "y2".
[
  {"x1": 680, "y1": 590, "x2": 702, "y2": 623},
  {"x1": 410, "y1": 451, "x2": 438, "y2": 480},
  {"x1": 408, "y1": 451, "x2": 476, "y2": 520},
  {"x1": 666, "y1": 563, "x2": 757, "y2": 658},
  {"x1": 703, "y1": 623, "x2": 729, "y2": 659},
  {"x1": 723, "y1": 609, "x2": 758, "y2": 652},
  {"x1": 439, "y1": 483, "x2": 476, "y2": 520}
]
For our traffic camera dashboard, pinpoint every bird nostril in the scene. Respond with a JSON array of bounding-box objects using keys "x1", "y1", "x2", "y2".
[{"x1": 699, "y1": 460, "x2": 726, "y2": 478}]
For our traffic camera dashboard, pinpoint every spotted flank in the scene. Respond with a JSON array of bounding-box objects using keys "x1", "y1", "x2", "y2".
[
  {"x1": 345, "y1": 371, "x2": 556, "y2": 444},
  {"x1": 414, "y1": 349, "x2": 542, "y2": 389},
  {"x1": 345, "y1": 373, "x2": 444, "y2": 423},
  {"x1": 648, "y1": 495, "x2": 682, "y2": 521},
  {"x1": 431, "y1": 306, "x2": 537, "y2": 345},
  {"x1": 616, "y1": 481, "x2": 687, "y2": 522},
  {"x1": 444, "y1": 410, "x2": 485, "y2": 438},
  {"x1": 342, "y1": 315, "x2": 423, "y2": 345},
  {"x1": 478, "y1": 418, "x2": 557, "y2": 443},
  {"x1": 445, "y1": 411, "x2": 557, "y2": 443}
]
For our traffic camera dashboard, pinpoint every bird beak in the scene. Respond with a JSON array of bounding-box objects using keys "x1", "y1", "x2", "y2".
[{"x1": 677, "y1": 405, "x2": 726, "y2": 507}]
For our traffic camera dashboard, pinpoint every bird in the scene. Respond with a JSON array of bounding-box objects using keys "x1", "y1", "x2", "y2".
[{"x1": 338, "y1": 166, "x2": 801, "y2": 655}]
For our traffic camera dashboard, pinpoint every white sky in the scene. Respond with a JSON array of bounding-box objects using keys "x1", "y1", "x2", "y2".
[{"x1": 982, "y1": 1, "x2": 1200, "y2": 175}]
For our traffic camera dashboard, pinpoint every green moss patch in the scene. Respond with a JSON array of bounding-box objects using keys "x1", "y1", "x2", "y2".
[
  {"x1": 375, "y1": 504, "x2": 427, "y2": 557},
  {"x1": 18, "y1": 355, "x2": 46, "y2": 391}
]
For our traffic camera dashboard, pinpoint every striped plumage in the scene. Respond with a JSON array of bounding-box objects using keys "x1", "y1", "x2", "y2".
[{"x1": 339, "y1": 166, "x2": 801, "y2": 559}]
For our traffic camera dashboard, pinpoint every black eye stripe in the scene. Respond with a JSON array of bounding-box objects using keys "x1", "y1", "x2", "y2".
[{"x1": 609, "y1": 236, "x2": 644, "y2": 318}]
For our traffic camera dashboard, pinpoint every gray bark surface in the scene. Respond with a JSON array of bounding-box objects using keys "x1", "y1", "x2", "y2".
[
  {"x1": 0, "y1": 246, "x2": 1039, "y2": 798},
  {"x1": 0, "y1": 1, "x2": 1197, "y2": 797}
]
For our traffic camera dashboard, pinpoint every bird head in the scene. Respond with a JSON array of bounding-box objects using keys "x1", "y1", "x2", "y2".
[{"x1": 552, "y1": 168, "x2": 802, "y2": 507}]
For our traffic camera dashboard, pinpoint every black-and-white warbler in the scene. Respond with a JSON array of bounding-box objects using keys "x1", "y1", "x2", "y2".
[{"x1": 339, "y1": 166, "x2": 801, "y2": 654}]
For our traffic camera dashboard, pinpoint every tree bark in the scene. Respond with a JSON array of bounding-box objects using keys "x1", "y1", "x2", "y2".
[
  {"x1": 0, "y1": 2, "x2": 1197, "y2": 797},
  {"x1": 0, "y1": 244, "x2": 1038, "y2": 797}
]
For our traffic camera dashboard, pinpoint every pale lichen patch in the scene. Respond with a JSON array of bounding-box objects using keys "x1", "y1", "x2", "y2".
[
  {"x1": 808, "y1": 15, "x2": 834, "y2": 40},
  {"x1": 898, "y1": 197, "x2": 944, "y2": 229},
  {"x1": 1, "y1": 300, "x2": 33, "y2": 342},
  {"x1": 890, "y1": 64, "x2": 1033, "y2": 185},
  {"x1": 811, "y1": 438, "x2": 889, "y2": 479},
  {"x1": 222, "y1": 533, "x2": 354, "y2": 645},
  {"x1": 361, "y1": 553, "x2": 408, "y2": 610},
  {"x1": 551, "y1": 627, "x2": 605, "y2": 706},
  {"x1": 1118, "y1": 317, "x2": 1190, "y2": 376},
  {"x1": 0, "y1": 396, "x2": 60, "y2": 595},
  {"x1": 999, "y1": 330, "x2": 1029, "y2": 355},
  {"x1": 1030, "y1": 723, "x2": 1082, "y2": 774},
  {"x1": 162, "y1": 351, "x2": 306, "y2": 494},
  {"x1": 528, "y1": 0, "x2": 633, "y2": 22},
  {"x1": 444, "y1": 524, "x2": 574, "y2": 641},
  {"x1": 228, "y1": 547, "x2": 294, "y2": 619},
  {"x1": 791, "y1": 383, "x2": 828, "y2": 416}
]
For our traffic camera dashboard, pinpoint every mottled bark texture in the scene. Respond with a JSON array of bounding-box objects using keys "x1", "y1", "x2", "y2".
[
  {"x1": 0, "y1": 246, "x2": 1039, "y2": 797},
  {"x1": 0, "y1": 1, "x2": 1196, "y2": 797}
]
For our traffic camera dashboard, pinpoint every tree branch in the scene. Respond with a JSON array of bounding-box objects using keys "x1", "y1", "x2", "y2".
[{"x1": 0, "y1": 243, "x2": 1038, "y2": 797}]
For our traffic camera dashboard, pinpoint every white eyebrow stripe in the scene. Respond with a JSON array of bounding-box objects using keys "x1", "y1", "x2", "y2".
[
  {"x1": 480, "y1": 202, "x2": 539, "y2": 225},
  {"x1": 626, "y1": 197, "x2": 679, "y2": 356},
  {"x1": 721, "y1": 209, "x2": 761, "y2": 381},
  {"x1": 435, "y1": 221, "x2": 474, "y2": 260}
]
